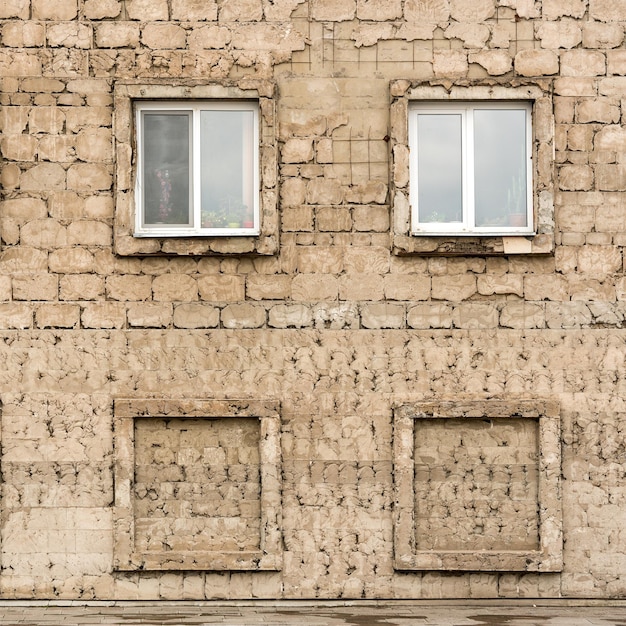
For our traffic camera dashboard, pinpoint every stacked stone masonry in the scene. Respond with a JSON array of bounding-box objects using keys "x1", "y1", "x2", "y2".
[{"x1": 0, "y1": 0, "x2": 625, "y2": 601}]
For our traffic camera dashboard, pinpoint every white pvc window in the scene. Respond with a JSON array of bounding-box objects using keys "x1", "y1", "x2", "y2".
[
  {"x1": 409, "y1": 102, "x2": 533, "y2": 236},
  {"x1": 135, "y1": 101, "x2": 259, "y2": 237}
]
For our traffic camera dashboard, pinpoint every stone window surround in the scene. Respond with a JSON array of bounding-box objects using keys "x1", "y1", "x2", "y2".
[
  {"x1": 113, "y1": 79, "x2": 278, "y2": 256},
  {"x1": 390, "y1": 79, "x2": 555, "y2": 256},
  {"x1": 113, "y1": 398, "x2": 282, "y2": 571},
  {"x1": 392, "y1": 398, "x2": 563, "y2": 572}
]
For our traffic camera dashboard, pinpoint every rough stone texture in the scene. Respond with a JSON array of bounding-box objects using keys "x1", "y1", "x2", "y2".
[
  {"x1": 414, "y1": 418, "x2": 540, "y2": 552},
  {"x1": 0, "y1": 0, "x2": 626, "y2": 603},
  {"x1": 133, "y1": 417, "x2": 261, "y2": 553}
]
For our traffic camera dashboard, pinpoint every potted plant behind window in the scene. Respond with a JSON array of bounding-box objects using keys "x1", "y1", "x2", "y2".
[{"x1": 506, "y1": 170, "x2": 526, "y2": 227}]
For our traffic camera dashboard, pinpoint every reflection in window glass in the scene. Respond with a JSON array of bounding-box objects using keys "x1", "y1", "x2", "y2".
[
  {"x1": 474, "y1": 109, "x2": 527, "y2": 228},
  {"x1": 142, "y1": 112, "x2": 191, "y2": 227},
  {"x1": 417, "y1": 114, "x2": 463, "y2": 223},
  {"x1": 200, "y1": 110, "x2": 255, "y2": 229}
]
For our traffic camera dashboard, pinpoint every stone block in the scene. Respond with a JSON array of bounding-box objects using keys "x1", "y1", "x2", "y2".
[
  {"x1": 0, "y1": 303, "x2": 33, "y2": 328},
  {"x1": 352, "y1": 205, "x2": 390, "y2": 232},
  {"x1": 433, "y1": 50, "x2": 469, "y2": 78},
  {"x1": 500, "y1": 302, "x2": 545, "y2": 328},
  {"x1": 514, "y1": 49, "x2": 559, "y2": 76},
  {"x1": 2, "y1": 22, "x2": 45, "y2": 47},
  {"x1": 310, "y1": 0, "x2": 356, "y2": 21},
  {"x1": 81, "y1": 303, "x2": 126, "y2": 328},
  {"x1": 291, "y1": 274, "x2": 339, "y2": 301},
  {"x1": 583, "y1": 22, "x2": 624, "y2": 49},
  {"x1": 360, "y1": 303, "x2": 404, "y2": 329},
  {"x1": 403, "y1": 0, "x2": 450, "y2": 21},
  {"x1": 13, "y1": 275, "x2": 59, "y2": 301},
  {"x1": 67, "y1": 221, "x2": 112, "y2": 246},
  {"x1": 221, "y1": 303, "x2": 266, "y2": 328},
  {"x1": 20, "y1": 163, "x2": 66, "y2": 191},
  {"x1": 75, "y1": 129, "x2": 113, "y2": 163},
  {"x1": 219, "y1": 0, "x2": 263, "y2": 21},
  {"x1": 35, "y1": 303, "x2": 80, "y2": 328},
  {"x1": 173, "y1": 303, "x2": 220, "y2": 328},
  {"x1": 589, "y1": 0, "x2": 626, "y2": 21},
  {"x1": 60, "y1": 275, "x2": 104, "y2": 301},
  {"x1": 383, "y1": 274, "x2": 430, "y2": 301},
  {"x1": 561, "y1": 50, "x2": 606, "y2": 76},
  {"x1": 452, "y1": 303, "x2": 499, "y2": 329},
  {"x1": 171, "y1": 0, "x2": 218, "y2": 20},
  {"x1": 559, "y1": 164, "x2": 594, "y2": 191},
  {"x1": 545, "y1": 301, "x2": 592, "y2": 328},
  {"x1": 198, "y1": 275, "x2": 245, "y2": 302},
  {"x1": 537, "y1": 21, "x2": 582, "y2": 49},
  {"x1": 1, "y1": 134, "x2": 38, "y2": 161},
  {"x1": 339, "y1": 273, "x2": 384, "y2": 300},
  {"x1": 95, "y1": 23, "x2": 140, "y2": 49},
  {"x1": 152, "y1": 274, "x2": 198, "y2": 302},
  {"x1": 524, "y1": 274, "x2": 569, "y2": 301},
  {"x1": 84, "y1": 0, "x2": 121, "y2": 18},
  {"x1": 246, "y1": 275, "x2": 291, "y2": 300},
  {"x1": 477, "y1": 274, "x2": 524, "y2": 297},
  {"x1": 46, "y1": 23, "x2": 91, "y2": 49},
  {"x1": 431, "y1": 275, "x2": 477, "y2": 301},
  {"x1": 30, "y1": 107, "x2": 65, "y2": 134},
  {"x1": 142, "y1": 24, "x2": 187, "y2": 49},
  {"x1": 127, "y1": 303, "x2": 172, "y2": 328},
  {"x1": 306, "y1": 178, "x2": 343, "y2": 205},
  {"x1": 32, "y1": 0, "x2": 77, "y2": 20},
  {"x1": 0, "y1": 50, "x2": 41, "y2": 77},
  {"x1": 67, "y1": 164, "x2": 112, "y2": 191},
  {"x1": 468, "y1": 50, "x2": 512, "y2": 75},
  {"x1": 126, "y1": 0, "x2": 168, "y2": 20},
  {"x1": 0, "y1": 0, "x2": 29, "y2": 18},
  {"x1": 297, "y1": 247, "x2": 343, "y2": 273},
  {"x1": 20, "y1": 219, "x2": 67, "y2": 248},
  {"x1": 106, "y1": 274, "x2": 152, "y2": 302},
  {"x1": 543, "y1": 0, "x2": 586, "y2": 19},
  {"x1": 356, "y1": 0, "x2": 402, "y2": 20},
  {"x1": 450, "y1": 0, "x2": 495, "y2": 21},
  {"x1": 316, "y1": 207, "x2": 352, "y2": 231},
  {"x1": 344, "y1": 246, "x2": 390, "y2": 273},
  {"x1": 268, "y1": 304, "x2": 312, "y2": 327},
  {"x1": 281, "y1": 207, "x2": 314, "y2": 232}
]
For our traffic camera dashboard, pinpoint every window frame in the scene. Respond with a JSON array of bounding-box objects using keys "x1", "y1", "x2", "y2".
[
  {"x1": 134, "y1": 100, "x2": 260, "y2": 238},
  {"x1": 409, "y1": 101, "x2": 534, "y2": 237},
  {"x1": 113, "y1": 398, "x2": 282, "y2": 572},
  {"x1": 113, "y1": 80, "x2": 278, "y2": 256},
  {"x1": 393, "y1": 397, "x2": 562, "y2": 572},
  {"x1": 389, "y1": 81, "x2": 555, "y2": 256}
]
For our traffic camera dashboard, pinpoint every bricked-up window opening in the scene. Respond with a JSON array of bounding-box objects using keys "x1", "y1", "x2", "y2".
[
  {"x1": 410, "y1": 102, "x2": 533, "y2": 236},
  {"x1": 135, "y1": 101, "x2": 259, "y2": 238},
  {"x1": 113, "y1": 399, "x2": 282, "y2": 571}
]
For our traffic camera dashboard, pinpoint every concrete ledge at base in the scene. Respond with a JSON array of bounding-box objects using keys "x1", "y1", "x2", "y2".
[{"x1": 0, "y1": 600, "x2": 625, "y2": 626}]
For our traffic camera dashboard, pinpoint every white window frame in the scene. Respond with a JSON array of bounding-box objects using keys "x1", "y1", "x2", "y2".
[
  {"x1": 134, "y1": 100, "x2": 260, "y2": 238},
  {"x1": 409, "y1": 101, "x2": 534, "y2": 237}
]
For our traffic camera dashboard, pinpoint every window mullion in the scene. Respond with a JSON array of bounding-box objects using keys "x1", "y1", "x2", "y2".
[
  {"x1": 464, "y1": 107, "x2": 475, "y2": 231},
  {"x1": 192, "y1": 107, "x2": 201, "y2": 230}
]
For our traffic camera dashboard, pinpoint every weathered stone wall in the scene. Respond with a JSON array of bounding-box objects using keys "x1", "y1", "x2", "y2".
[{"x1": 1, "y1": 0, "x2": 626, "y2": 601}]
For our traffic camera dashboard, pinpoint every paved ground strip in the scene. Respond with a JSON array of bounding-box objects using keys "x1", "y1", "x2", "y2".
[{"x1": 0, "y1": 602, "x2": 626, "y2": 626}]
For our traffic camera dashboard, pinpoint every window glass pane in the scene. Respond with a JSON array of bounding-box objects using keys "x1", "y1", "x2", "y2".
[
  {"x1": 142, "y1": 112, "x2": 191, "y2": 226},
  {"x1": 417, "y1": 113, "x2": 463, "y2": 224},
  {"x1": 474, "y1": 108, "x2": 527, "y2": 227},
  {"x1": 200, "y1": 109, "x2": 255, "y2": 229}
]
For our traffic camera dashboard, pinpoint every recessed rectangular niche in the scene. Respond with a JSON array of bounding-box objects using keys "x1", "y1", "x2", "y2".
[
  {"x1": 393, "y1": 399, "x2": 562, "y2": 572},
  {"x1": 113, "y1": 399, "x2": 281, "y2": 571}
]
